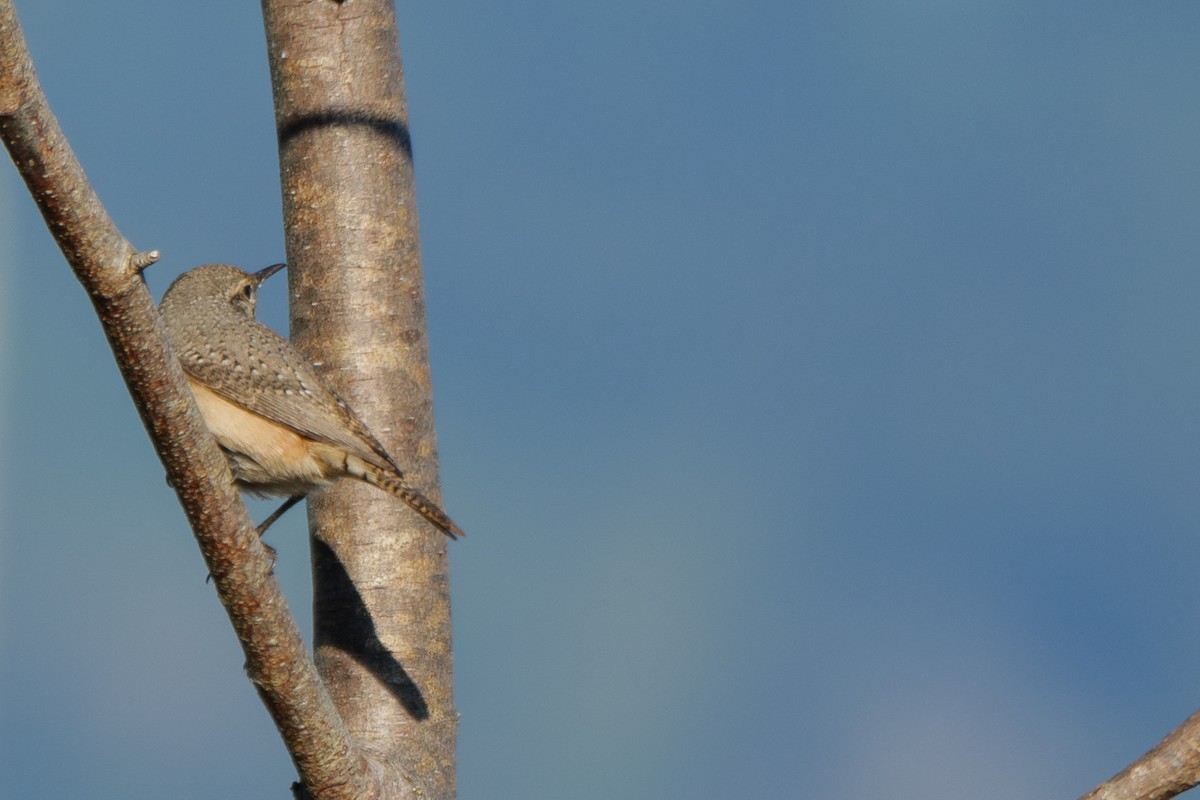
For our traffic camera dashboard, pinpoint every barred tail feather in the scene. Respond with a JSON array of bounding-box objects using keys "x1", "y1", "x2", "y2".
[{"x1": 349, "y1": 456, "x2": 464, "y2": 539}]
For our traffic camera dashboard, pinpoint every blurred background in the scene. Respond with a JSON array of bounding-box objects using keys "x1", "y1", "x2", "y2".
[{"x1": 4, "y1": 2, "x2": 1200, "y2": 798}]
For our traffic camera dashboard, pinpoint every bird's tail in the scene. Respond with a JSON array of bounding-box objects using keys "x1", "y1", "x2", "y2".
[{"x1": 349, "y1": 456, "x2": 464, "y2": 539}]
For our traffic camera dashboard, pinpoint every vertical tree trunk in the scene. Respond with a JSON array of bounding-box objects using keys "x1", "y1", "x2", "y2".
[{"x1": 262, "y1": 2, "x2": 457, "y2": 796}]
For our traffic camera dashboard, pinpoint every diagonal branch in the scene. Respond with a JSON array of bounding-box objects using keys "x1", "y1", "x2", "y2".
[
  {"x1": 0, "y1": 3, "x2": 388, "y2": 797},
  {"x1": 1080, "y1": 709, "x2": 1200, "y2": 800}
]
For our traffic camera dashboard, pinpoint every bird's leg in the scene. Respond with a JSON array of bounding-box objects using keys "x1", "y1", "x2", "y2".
[
  {"x1": 205, "y1": 495, "x2": 300, "y2": 582},
  {"x1": 256, "y1": 494, "x2": 304, "y2": 537}
]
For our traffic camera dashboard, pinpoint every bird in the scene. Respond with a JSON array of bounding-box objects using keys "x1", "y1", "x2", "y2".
[{"x1": 159, "y1": 262, "x2": 463, "y2": 540}]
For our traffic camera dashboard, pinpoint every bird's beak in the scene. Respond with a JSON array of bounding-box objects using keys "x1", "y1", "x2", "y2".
[{"x1": 253, "y1": 262, "x2": 286, "y2": 285}]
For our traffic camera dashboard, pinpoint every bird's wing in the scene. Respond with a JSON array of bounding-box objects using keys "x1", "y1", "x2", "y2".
[{"x1": 176, "y1": 320, "x2": 401, "y2": 474}]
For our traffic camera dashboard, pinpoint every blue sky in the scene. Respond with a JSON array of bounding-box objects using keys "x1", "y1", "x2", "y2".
[{"x1": 5, "y1": 2, "x2": 1200, "y2": 798}]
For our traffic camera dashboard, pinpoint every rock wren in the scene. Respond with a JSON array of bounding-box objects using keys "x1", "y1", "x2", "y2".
[{"x1": 159, "y1": 262, "x2": 463, "y2": 539}]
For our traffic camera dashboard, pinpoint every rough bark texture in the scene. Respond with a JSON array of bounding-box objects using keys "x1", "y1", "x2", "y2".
[
  {"x1": 262, "y1": 1, "x2": 457, "y2": 796},
  {"x1": 1080, "y1": 710, "x2": 1200, "y2": 800},
  {"x1": 1, "y1": 3, "x2": 378, "y2": 798}
]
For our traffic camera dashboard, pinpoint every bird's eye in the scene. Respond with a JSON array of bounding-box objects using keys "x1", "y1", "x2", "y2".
[{"x1": 232, "y1": 282, "x2": 255, "y2": 311}]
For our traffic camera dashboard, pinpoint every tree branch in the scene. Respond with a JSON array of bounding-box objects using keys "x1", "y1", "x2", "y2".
[
  {"x1": 262, "y1": 0, "x2": 458, "y2": 796},
  {"x1": 1080, "y1": 709, "x2": 1200, "y2": 800},
  {"x1": 0, "y1": 4, "x2": 383, "y2": 798}
]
